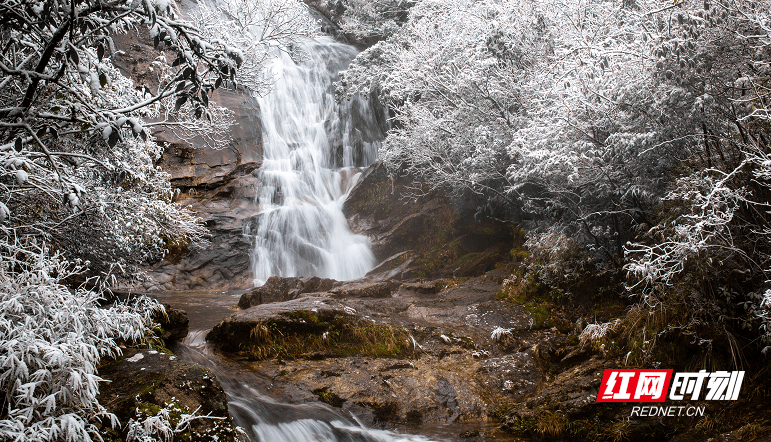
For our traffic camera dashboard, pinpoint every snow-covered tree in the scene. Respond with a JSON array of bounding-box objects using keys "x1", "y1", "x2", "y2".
[
  {"x1": 338, "y1": 0, "x2": 416, "y2": 41},
  {"x1": 623, "y1": 0, "x2": 771, "y2": 351},
  {"x1": 0, "y1": 0, "x2": 246, "y2": 278},
  {"x1": 339, "y1": 0, "x2": 767, "y2": 262},
  {"x1": 190, "y1": 0, "x2": 319, "y2": 95},
  {"x1": 339, "y1": 0, "x2": 771, "y2": 351},
  {"x1": 338, "y1": 0, "x2": 550, "y2": 220},
  {"x1": 0, "y1": 0, "x2": 317, "y2": 277},
  {"x1": 0, "y1": 0, "x2": 317, "y2": 438}
]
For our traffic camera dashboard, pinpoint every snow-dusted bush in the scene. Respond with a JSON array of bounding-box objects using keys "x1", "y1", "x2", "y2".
[
  {"x1": 125, "y1": 400, "x2": 233, "y2": 442},
  {"x1": 525, "y1": 233, "x2": 590, "y2": 287},
  {"x1": 622, "y1": 0, "x2": 771, "y2": 353},
  {"x1": 191, "y1": 0, "x2": 320, "y2": 95},
  {"x1": 0, "y1": 245, "x2": 162, "y2": 441},
  {"x1": 579, "y1": 319, "x2": 620, "y2": 348},
  {"x1": 339, "y1": 0, "x2": 417, "y2": 41}
]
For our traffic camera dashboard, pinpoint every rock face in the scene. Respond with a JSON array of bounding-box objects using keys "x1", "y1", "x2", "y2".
[
  {"x1": 97, "y1": 348, "x2": 240, "y2": 442},
  {"x1": 207, "y1": 271, "x2": 573, "y2": 428},
  {"x1": 111, "y1": 28, "x2": 263, "y2": 293},
  {"x1": 344, "y1": 162, "x2": 519, "y2": 280},
  {"x1": 138, "y1": 174, "x2": 260, "y2": 291}
]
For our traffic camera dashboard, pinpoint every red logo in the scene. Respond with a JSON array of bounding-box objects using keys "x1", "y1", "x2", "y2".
[{"x1": 597, "y1": 369, "x2": 673, "y2": 402}]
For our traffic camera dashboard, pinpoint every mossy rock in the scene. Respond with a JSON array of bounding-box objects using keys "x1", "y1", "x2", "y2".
[{"x1": 97, "y1": 348, "x2": 238, "y2": 441}]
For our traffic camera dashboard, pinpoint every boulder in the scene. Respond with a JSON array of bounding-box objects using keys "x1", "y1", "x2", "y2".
[
  {"x1": 238, "y1": 276, "x2": 338, "y2": 309},
  {"x1": 329, "y1": 280, "x2": 400, "y2": 298},
  {"x1": 97, "y1": 348, "x2": 239, "y2": 442},
  {"x1": 207, "y1": 296, "x2": 344, "y2": 352},
  {"x1": 152, "y1": 304, "x2": 190, "y2": 344}
]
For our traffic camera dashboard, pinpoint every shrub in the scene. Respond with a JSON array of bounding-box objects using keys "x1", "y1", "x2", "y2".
[{"x1": 0, "y1": 245, "x2": 162, "y2": 442}]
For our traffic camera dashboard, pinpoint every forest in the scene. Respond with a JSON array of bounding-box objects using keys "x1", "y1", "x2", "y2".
[
  {"x1": 1, "y1": 0, "x2": 770, "y2": 440},
  {"x1": 336, "y1": 0, "x2": 771, "y2": 363}
]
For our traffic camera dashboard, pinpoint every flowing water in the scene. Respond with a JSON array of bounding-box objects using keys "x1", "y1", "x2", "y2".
[
  {"x1": 176, "y1": 331, "x2": 442, "y2": 442},
  {"x1": 245, "y1": 36, "x2": 384, "y2": 286}
]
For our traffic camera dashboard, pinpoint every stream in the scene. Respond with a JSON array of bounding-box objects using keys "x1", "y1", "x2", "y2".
[{"x1": 174, "y1": 330, "x2": 439, "y2": 442}]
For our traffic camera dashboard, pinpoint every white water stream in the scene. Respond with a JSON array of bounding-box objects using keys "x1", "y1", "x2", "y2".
[
  {"x1": 178, "y1": 331, "x2": 441, "y2": 442},
  {"x1": 246, "y1": 36, "x2": 383, "y2": 285}
]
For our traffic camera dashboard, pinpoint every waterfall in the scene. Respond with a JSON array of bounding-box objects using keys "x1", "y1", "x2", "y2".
[{"x1": 246, "y1": 37, "x2": 383, "y2": 286}]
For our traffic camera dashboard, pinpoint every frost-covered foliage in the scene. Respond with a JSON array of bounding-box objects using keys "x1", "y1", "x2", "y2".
[
  {"x1": 491, "y1": 326, "x2": 514, "y2": 341},
  {"x1": 191, "y1": 0, "x2": 320, "y2": 95},
  {"x1": 338, "y1": 0, "x2": 670, "y2": 255},
  {"x1": 579, "y1": 319, "x2": 620, "y2": 348},
  {"x1": 126, "y1": 402, "x2": 227, "y2": 442},
  {"x1": 0, "y1": 246, "x2": 161, "y2": 441},
  {"x1": 339, "y1": 0, "x2": 549, "y2": 219},
  {"x1": 0, "y1": 0, "x2": 242, "y2": 279},
  {"x1": 1, "y1": 57, "x2": 208, "y2": 280},
  {"x1": 340, "y1": 0, "x2": 771, "y2": 352},
  {"x1": 622, "y1": 0, "x2": 771, "y2": 351},
  {"x1": 338, "y1": 0, "x2": 416, "y2": 41},
  {"x1": 338, "y1": 0, "x2": 759, "y2": 258},
  {"x1": 525, "y1": 233, "x2": 589, "y2": 287}
]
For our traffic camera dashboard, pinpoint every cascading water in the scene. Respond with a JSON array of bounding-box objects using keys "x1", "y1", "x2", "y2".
[
  {"x1": 246, "y1": 36, "x2": 384, "y2": 285},
  {"x1": 177, "y1": 331, "x2": 440, "y2": 442}
]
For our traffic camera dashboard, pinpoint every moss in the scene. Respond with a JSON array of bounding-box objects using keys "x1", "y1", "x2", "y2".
[
  {"x1": 312, "y1": 387, "x2": 345, "y2": 407},
  {"x1": 240, "y1": 310, "x2": 415, "y2": 360},
  {"x1": 145, "y1": 328, "x2": 173, "y2": 354},
  {"x1": 524, "y1": 304, "x2": 551, "y2": 329},
  {"x1": 136, "y1": 401, "x2": 162, "y2": 417}
]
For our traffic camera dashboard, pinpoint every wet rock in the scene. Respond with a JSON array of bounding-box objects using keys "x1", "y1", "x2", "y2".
[
  {"x1": 97, "y1": 348, "x2": 239, "y2": 441},
  {"x1": 400, "y1": 280, "x2": 444, "y2": 294},
  {"x1": 238, "y1": 276, "x2": 338, "y2": 309},
  {"x1": 459, "y1": 429, "x2": 481, "y2": 438},
  {"x1": 152, "y1": 304, "x2": 190, "y2": 344},
  {"x1": 263, "y1": 355, "x2": 498, "y2": 426},
  {"x1": 329, "y1": 280, "x2": 400, "y2": 298},
  {"x1": 344, "y1": 162, "x2": 518, "y2": 280},
  {"x1": 365, "y1": 250, "x2": 420, "y2": 280},
  {"x1": 207, "y1": 296, "x2": 344, "y2": 352}
]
